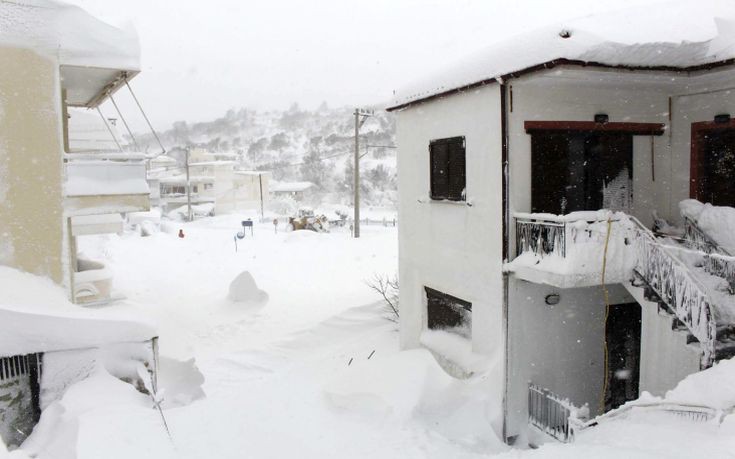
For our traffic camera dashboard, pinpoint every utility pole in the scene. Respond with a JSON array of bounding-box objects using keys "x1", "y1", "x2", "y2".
[
  {"x1": 258, "y1": 172, "x2": 264, "y2": 222},
  {"x1": 353, "y1": 108, "x2": 373, "y2": 238},
  {"x1": 185, "y1": 147, "x2": 193, "y2": 222}
]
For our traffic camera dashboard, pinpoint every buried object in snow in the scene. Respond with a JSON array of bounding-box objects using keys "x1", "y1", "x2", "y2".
[{"x1": 228, "y1": 271, "x2": 269, "y2": 303}]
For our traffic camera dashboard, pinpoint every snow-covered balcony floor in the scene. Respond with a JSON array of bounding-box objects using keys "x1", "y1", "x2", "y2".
[{"x1": 505, "y1": 211, "x2": 638, "y2": 289}]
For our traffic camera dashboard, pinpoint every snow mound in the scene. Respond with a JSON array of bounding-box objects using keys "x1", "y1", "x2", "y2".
[
  {"x1": 282, "y1": 229, "x2": 322, "y2": 242},
  {"x1": 324, "y1": 348, "x2": 506, "y2": 451},
  {"x1": 665, "y1": 357, "x2": 735, "y2": 410},
  {"x1": 21, "y1": 366, "x2": 176, "y2": 459},
  {"x1": 680, "y1": 199, "x2": 735, "y2": 253},
  {"x1": 227, "y1": 271, "x2": 268, "y2": 304},
  {"x1": 420, "y1": 329, "x2": 493, "y2": 378},
  {"x1": 324, "y1": 349, "x2": 454, "y2": 418}
]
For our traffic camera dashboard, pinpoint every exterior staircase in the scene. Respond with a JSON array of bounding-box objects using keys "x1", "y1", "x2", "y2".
[{"x1": 629, "y1": 215, "x2": 735, "y2": 368}]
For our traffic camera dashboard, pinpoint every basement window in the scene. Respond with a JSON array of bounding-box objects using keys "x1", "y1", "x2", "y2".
[
  {"x1": 425, "y1": 287, "x2": 472, "y2": 338},
  {"x1": 429, "y1": 136, "x2": 466, "y2": 201}
]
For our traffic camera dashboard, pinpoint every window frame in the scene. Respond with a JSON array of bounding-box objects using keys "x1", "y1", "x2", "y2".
[{"x1": 429, "y1": 136, "x2": 466, "y2": 202}]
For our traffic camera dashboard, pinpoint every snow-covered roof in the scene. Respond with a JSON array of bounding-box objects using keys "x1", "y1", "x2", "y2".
[
  {"x1": 0, "y1": 0, "x2": 141, "y2": 107},
  {"x1": 234, "y1": 170, "x2": 269, "y2": 176},
  {"x1": 389, "y1": 0, "x2": 735, "y2": 110},
  {"x1": 271, "y1": 181, "x2": 315, "y2": 193},
  {"x1": 0, "y1": 0, "x2": 140, "y2": 70},
  {"x1": 189, "y1": 161, "x2": 237, "y2": 167},
  {"x1": 0, "y1": 266, "x2": 156, "y2": 356}
]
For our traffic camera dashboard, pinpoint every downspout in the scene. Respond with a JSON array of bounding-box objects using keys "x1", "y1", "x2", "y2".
[{"x1": 499, "y1": 82, "x2": 511, "y2": 443}]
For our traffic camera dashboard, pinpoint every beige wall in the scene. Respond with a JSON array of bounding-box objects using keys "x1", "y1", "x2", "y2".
[{"x1": 0, "y1": 46, "x2": 64, "y2": 284}]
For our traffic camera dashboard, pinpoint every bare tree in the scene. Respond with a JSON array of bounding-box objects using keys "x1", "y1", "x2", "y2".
[{"x1": 366, "y1": 274, "x2": 399, "y2": 320}]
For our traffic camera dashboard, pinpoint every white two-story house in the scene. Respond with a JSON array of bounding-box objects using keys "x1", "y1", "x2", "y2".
[{"x1": 388, "y1": 2, "x2": 735, "y2": 445}]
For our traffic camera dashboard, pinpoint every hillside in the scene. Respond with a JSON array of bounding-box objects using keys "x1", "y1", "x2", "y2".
[{"x1": 137, "y1": 104, "x2": 397, "y2": 209}]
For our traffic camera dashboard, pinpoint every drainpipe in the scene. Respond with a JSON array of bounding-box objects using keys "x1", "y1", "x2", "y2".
[{"x1": 500, "y1": 82, "x2": 510, "y2": 443}]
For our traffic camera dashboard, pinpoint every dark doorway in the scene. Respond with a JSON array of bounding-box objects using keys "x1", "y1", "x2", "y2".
[
  {"x1": 691, "y1": 125, "x2": 735, "y2": 206},
  {"x1": 531, "y1": 131, "x2": 633, "y2": 214},
  {"x1": 604, "y1": 303, "x2": 641, "y2": 412}
]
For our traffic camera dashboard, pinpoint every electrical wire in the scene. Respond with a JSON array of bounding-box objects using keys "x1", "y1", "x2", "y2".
[{"x1": 600, "y1": 217, "x2": 613, "y2": 414}]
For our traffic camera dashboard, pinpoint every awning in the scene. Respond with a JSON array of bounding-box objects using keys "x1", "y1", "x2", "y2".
[{"x1": 61, "y1": 66, "x2": 139, "y2": 108}]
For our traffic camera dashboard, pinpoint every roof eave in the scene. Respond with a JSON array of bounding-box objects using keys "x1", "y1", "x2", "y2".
[{"x1": 386, "y1": 58, "x2": 735, "y2": 112}]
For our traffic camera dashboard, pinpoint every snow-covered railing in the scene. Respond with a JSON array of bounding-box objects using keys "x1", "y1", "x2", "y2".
[
  {"x1": 683, "y1": 216, "x2": 735, "y2": 293},
  {"x1": 631, "y1": 217, "x2": 718, "y2": 367},
  {"x1": 65, "y1": 156, "x2": 149, "y2": 197},
  {"x1": 515, "y1": 214, "x2": 567, "y2": 257},
  {"x1": 575, "y1": 400, "x2": 726, "y2": 435},
  {"x1": 528, "y1": 383, "x2": 585, "y2": 443},
  {"x1": 514, "y1": 212, "x2": 626, "y2": 259}
]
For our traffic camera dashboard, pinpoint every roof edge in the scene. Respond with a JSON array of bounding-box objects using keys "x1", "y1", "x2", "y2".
[{"x1": 386, "y1": 58, "x2": 735, "y2": 112}]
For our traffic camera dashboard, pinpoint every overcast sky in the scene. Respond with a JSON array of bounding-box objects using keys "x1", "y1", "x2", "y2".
[{"x1": 67, "y1": 0, "x2": 667, "y2": 131}]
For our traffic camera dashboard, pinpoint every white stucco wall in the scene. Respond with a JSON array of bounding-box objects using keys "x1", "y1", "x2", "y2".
[
  {"x1": 396, "y1": 84, "x2": 503, "y2": 356},
  {"x1": 669, "y1": 68, "x2": 735, "y2": 222},
  {"x1": 623, "y1": 283, "x2": 702, "y2": 396},
  {"x1": 506, "y1": 278, "x2": 635, "y2": 438},
  {"x1": 506, "y1": 68, "x2": 673, "y2": 230}
]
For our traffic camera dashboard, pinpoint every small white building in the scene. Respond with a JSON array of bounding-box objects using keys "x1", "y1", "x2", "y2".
[
  {"x1": 389, "y1": 2, "x2": 735, "y2": 445},
  {"x1": 270, "y1": 181, "x2": 315, "y2": 200}
]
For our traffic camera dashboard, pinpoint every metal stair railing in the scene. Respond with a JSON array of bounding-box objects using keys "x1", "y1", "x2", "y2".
[
  {"x1": 628, "y1": 215, "x2": 718, "y2": 368},
  {"x1": 683, "y1": 216, "x2": 735, "y2": 293}
]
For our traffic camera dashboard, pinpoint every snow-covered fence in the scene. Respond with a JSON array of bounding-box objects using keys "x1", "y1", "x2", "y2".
[
  {"x1": 515, "y1": 216, "x2": 566, "y2": 257},
  {"x1": 632, "y1": 219, "x2": 718, "y2": 368},
  {"x1": 683, "y1": 216, "x2": 735, "y2": 293},
  {"x1": 528, "y1": 383, "x2": 576, "y2": 443}
]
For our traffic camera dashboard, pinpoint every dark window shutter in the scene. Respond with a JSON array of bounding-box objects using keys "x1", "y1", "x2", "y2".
[
  {"x1": 447, "y1": 139, "x2": 466, "y2": 200},
  {"x1": 430, "y1": 141, "x2": 450, "y2": 199},
  {"x1": 430, "y1": 136, "x2": 465, "y2": 201}
]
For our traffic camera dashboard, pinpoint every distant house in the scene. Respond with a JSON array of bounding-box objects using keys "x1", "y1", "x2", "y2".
[
  {"x1": 0, "y1": 0, "x2": 158, "y2": 448},
  {"x1": 154, "y1": 148, "x2": 270, "y2": 217},
  {"x1": 270, "y1": 181, "x2": 315, "y2": 200},
  {"x1": 389, "y1": 3, "x2": 735, "y2": 446}
]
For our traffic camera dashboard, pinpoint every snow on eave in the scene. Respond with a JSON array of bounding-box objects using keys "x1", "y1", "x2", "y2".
[
  {"x1": 0, "y1": 0, "x2": 141, "y2": 71},
  {"x1": 388, "y1": 0, "x2": 735, "y2": 111}
]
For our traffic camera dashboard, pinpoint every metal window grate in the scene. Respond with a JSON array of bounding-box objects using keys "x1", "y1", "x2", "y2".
[{"x1": 0, "y1": 355, "x2": 38, "y2": 381}]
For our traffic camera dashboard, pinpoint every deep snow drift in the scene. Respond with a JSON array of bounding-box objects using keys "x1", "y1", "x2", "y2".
[{"x1": 12, "y1": 213, "x2": 735, "y2": 458}]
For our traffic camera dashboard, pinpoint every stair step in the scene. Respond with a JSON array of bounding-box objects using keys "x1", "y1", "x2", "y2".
[{"x1": 715, "y1": 341, "x2": 735, "y2": 361}]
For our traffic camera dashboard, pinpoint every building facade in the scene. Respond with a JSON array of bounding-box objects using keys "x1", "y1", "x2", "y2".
[{"x1": 389, "y1": 6, "x2": 735, "y2": 445}]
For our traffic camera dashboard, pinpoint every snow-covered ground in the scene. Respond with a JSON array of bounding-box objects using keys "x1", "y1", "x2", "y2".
[
  {"x1": 14, "y1": 213, "x2": 735, "y2": 458},
  {"x1": 46, "y1": 213, "x2": 504, "y2": 459}
]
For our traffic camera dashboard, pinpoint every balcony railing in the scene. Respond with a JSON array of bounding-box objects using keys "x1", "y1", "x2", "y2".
[{"x1": 516, "y1": 214, "x2": 567, "y2": 258}]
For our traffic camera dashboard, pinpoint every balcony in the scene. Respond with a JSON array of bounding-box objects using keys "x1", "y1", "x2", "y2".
[
  {"x1": 506, "y1": 211, "x2": 638, "y2": 288},
  {"x1": 64, "y1": 153, "x2": 150, "y2": 216}
]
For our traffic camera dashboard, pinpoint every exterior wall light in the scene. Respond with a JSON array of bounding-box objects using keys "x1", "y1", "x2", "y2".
[
  {"x1": 714, "y1": 114, "x2": 731, "y2": 124},
  {"x1": 594, "y1": 114, "x2": 609, "y2": 124},
  {"x1": 545, "y1": 294, "x2": 561, "y2": 305}
]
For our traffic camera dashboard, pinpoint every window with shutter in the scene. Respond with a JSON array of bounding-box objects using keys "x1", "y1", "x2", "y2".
[{"x1": 429, "y1": 136, "x2": 465, "y2": 201}]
